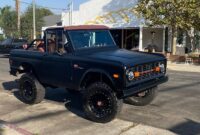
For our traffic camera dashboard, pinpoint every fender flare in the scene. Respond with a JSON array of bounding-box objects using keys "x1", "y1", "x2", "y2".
[{"x1": 78, "y1": 68, "x2": 116, "y2": 90}]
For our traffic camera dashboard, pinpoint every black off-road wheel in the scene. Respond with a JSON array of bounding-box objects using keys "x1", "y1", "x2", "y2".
[
  {"x1": 83, "y1": 82, "x2": 122, "y2": 123},
  {"x1": 19, "y1": 73, "x2": 45, "y2": 104},
  {"x1": 124, "y1": 87, "x2": 157, "y2": 106}
]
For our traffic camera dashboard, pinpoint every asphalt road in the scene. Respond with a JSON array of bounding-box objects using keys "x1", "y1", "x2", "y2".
[{"x1": 0, "y1": 54, "x2": 200, "y2": 135}]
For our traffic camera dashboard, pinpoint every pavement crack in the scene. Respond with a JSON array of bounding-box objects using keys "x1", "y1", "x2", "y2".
[{"x1": 119, "y1": 123, "x2": 137, "y2": 135}]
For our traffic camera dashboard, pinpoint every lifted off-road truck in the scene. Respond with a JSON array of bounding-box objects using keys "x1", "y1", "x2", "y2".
[{"x1": 9, "y1": 25, "x2": 168, "y2": 123}]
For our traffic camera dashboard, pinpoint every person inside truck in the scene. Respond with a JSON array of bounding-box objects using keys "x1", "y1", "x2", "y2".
[
  {"x1": 36, "y1": 40, "x2": 45, "y2": 52},
  {"x1": 47, "y1": 39, "x2": 55, "y2": 53}
]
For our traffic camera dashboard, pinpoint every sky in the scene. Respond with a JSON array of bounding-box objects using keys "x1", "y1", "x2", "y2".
[{"x1": 0, "y1": 0, "x2": 88, "y2": 14}]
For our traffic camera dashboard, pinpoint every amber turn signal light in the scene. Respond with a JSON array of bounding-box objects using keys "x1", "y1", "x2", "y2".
[
  {"x1": 134, "y1": 71, "x2": 140, "y2": 77},
  {"x1": 155, "y1": 67, "x2": 161, "y2": 72},
  {"x1": 113, "y1": 74, "x2": 119, "y2": 79}
]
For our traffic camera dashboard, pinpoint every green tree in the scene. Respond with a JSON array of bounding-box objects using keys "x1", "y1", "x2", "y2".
[
  {"x1": 0, "y1": 35, "x2": 5, "y2": 41},
  {"x1": 136, "y1": 0, "x2": 200, "y2": 54},
  {"x1": 21, "y1": 5, "x2": 53, "y2": 40},
  {"x1": 0, "y1": 6, "x2": 18, "y2": 37},
  {"x1": 0, "y1": 8, "x2": 2, "y2": 26}
]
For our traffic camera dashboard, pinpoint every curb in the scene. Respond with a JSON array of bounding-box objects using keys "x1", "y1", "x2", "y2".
[{"x1": 0, "y1": 122, "x2": 32, "y2": 135}]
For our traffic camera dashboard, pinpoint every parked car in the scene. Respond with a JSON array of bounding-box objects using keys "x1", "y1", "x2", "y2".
[
  {"x1": 0, "y1": 38, "x2": 27, "y2": 53},
  {"x1": 9, "y1": 25, "x2": 168, "y2": 123}
]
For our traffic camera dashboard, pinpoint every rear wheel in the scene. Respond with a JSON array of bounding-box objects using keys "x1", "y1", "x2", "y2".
[
  {"x1": 124, "y1": 87, "x2": 157, "y2": 106},
  {"x1": 83, "y1": 82, "x2": 122, "y2": 123},
  {"x1": 19, "y1": 73, "x2": 45, "y2": 104}
]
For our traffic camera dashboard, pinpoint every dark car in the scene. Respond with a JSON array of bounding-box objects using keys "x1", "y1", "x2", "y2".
[
  {"x1": 9, "y1": 25, "x2": 168, "y2": 123},
  {"x1": 0, "y1": 38, "x2": 27, "y2": 53}
]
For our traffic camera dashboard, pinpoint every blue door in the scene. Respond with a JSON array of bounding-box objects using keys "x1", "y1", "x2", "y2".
[
  {"x1": 39, "y1": 29, "x2": 73, "y2": 88},
  {"x1": 40, "y1": 53, "x2": 72, "y2": 88}
]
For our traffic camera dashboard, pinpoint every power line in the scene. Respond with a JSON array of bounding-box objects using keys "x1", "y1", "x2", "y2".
[
  {"x1": 13, "y1": 0, "x2": 68, "y2": 11},
  {"x1": 38, "y1": 5, "x2": 67, "y2": 11}
]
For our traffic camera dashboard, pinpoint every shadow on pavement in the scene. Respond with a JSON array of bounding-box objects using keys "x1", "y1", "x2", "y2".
[
  {"x1": 0, "y1": 120, "x2": 6, "y2": 124},
  {"x1": 1, "y1": 81, "x2": 87, "y2": 122},
  {"x1": 10, "y1": 110, "x2": 68, "y2": 124},
  {"x1": 160, "y1": 81, "x2": 200, "y2": 93},
  {"x1": 0, "y1": 54, "x2": 9, "y2": 58},
  {"x1": 46, "y1": 88, "x2": 85, "y2": 118},
  {"x1": 169, "y1": 119, "x2": 200, "y2": 135},
  {"x1": 2, "y1": 80, "x2": 18, "y2": 91}
]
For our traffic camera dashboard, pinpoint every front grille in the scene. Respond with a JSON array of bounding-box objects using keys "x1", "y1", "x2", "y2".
[{"x1": 130, "y1": 61, "x2": 165, "y2": 81}]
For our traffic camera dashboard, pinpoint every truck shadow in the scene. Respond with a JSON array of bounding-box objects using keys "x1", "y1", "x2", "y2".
[
  {"x1": 169, "y1": 119, "x2": 200, "y2": 135},
  {"x1": 46, "y1": 88, "x2": 85, "y2": 118},
  {"x1": 1, "y1": 80, "x2": 87, "y2": 121},
  {"x1": 0, "y1": 54, "x2": 9, "y2": 58}
]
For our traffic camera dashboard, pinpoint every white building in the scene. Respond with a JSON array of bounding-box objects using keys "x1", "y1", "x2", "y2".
[
  {"x1": 62, "y1": 0, "x2": 143, "y2": 27},
  {"x1": 60, "y1": 0, "x2": 169, "y2": 53}
]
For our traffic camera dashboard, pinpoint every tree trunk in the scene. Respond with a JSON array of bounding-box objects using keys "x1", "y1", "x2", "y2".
[
  {"x1": 171, "y1": 26, "x2": 178, "y2": 55},
  {"x1": 187, "y1": 27, "x2": 195, "y2": 52}
]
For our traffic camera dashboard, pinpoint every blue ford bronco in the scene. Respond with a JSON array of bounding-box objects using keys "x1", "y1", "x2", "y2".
[{"x1": 9, "y1": 25, "x2": 168, "y2": 123}]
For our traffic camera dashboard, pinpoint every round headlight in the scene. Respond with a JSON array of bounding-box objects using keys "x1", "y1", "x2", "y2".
[
  {"x1": 159, "y1": 63, "x2": 165, "y2": 73},
  {"x1": 127, "y1": 71, "x2": 134, "y2": 81}
]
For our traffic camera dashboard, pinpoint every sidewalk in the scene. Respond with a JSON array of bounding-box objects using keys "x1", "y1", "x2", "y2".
[
  {"x1": 0, "y1": 92, "x2": 177, "y2": 135},
  {"x1": 167, "y1": 62, "x2": 200, "y2": 72},
  {"x1": 0, "y1": 123, "x2": 177, "y2": 135}
]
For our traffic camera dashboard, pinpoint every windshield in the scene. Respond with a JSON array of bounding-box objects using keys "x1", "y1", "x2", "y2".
[{"x1": 67, "y1": 30, "x2": 116, "y2": 49}]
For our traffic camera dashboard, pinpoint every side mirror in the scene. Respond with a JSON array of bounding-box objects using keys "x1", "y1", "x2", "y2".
[{"x1": 64, "y1": 43, "x2": 71, "y2": 52}]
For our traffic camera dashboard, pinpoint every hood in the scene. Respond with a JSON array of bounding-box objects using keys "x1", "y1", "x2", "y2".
[{"x1": 79, "y1": 48, "x2": 165, "y2": 66}]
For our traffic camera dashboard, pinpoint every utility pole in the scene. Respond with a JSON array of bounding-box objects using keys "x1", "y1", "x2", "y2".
[
  {"x1": 16, "y1": 0, "x2": 20, "y2": 37},
  {"x1": 71, "y1": 0, "x2": 73, "y2": 25},
  {"x1": 67, "y1": 2, "x2": 71, "y2": 26},
  {"x1": 68, "y1": 0, "x2": 73, "y2": 26},
  {"x1": 33, "y1": 0, "x2": 36, "y2": 39}
]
